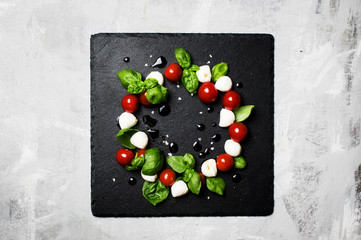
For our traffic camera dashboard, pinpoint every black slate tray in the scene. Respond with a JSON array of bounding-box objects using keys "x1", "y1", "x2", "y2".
[{"x1": 91, "y1": 33, "x2": 274, "y2": 217}]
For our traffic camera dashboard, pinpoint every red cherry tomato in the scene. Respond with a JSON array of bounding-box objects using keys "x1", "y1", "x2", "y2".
[
  {"x1": 198, "y1": 172, "x2": 206, "y2": 188},
  {"x1": 159, "y1": 169, "x2": 176, "y2": 186},
  {"x1": 136, "y1": 149, "x2": 146, "y2": 158},
  {"x1": 164, "y1": 63, "x2": 183, "y2": 82},
  {"x1": 198, "y1": 82, "x2": 218, "y2": 104},
  {"x1": 222, "y1": 91, "x2": 241, "y2": 110},
  {"x1": 121, "y1": 94, "x2": 139, "y2": 113},
  {"x1": 216, "y1": 154, "x2": 234, "y2": 172},
  {"x1": 116, "y1": 149, "x2": 135, "y2": 166},
  {"x1": 228, "y1": 122, "x2": 248, "y2": 142},
  {"x1": 139, "y1": 91, "x2": 153, "y2": 107}
]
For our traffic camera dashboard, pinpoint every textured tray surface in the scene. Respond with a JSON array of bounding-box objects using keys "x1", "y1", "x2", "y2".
[{"x1": 91, "y1": 33, "x2": 274, "y2": 217}]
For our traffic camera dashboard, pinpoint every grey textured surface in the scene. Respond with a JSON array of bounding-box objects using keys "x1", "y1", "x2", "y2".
[{"x1": 0, "y1": 0, "x2": 361, "y2": 239}]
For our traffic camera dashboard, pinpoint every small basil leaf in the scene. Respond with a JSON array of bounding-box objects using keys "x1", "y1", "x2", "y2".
[
  {"x1": 132, "y1": 156, "x2": 145, "y2": 168},
  {"x1": 166, "y1": 156, "x2": 187, "y2": 173},
  {"x1": 175, "y1": 48, "x2": 191, "y2": 69},
  {"x1": 233, "y1": 105, "x2": 255, "y2": 122},
  {"x1": 117, "y1": 69, "x2": 142, "y2": 88},
  {"x1": 188, "y1": 64, "x2": 200, "y2": 72},
  {"x1": 145, "y1": 85, "x2": 168, "y2": 104},
  {"x1": 211, "y1": 62, "x2": 228, "y2": 82},
  {"x1": 116, "y1": 128, "x2": 139, "y2": 149},
  {"x1": 206, "y1": 177, "x2": 226, "y2": 195},
  {"x1": 142, "y1": 148, "x2": 164, "y2": 176},
  {"x1": 125, "y1": 165, "x2": 138, "y2": 171},
  {"x1": 183, "y1": 153, "x2": 195, "y2": 169},
  {"x1": 144, "y1": 78, "x2": 159, "y2": 89},
  {"x1": 127, "y1": 79, "x2": 145, "y2": 94},
  {"x1": 234, "y1": 156, "x2": 247, "y2": 169},
  {"x1": 182, "y1": 70, "x2": 199, "y2": 94},
  {"x1": 183, "y1": 168, "x2": 195, "y2": 183},
  {"x1": 142, "y1": 179, "x2": 169, "y2": 206},
  {"x1": 176, "y1": 176, "x2": 184, "y2": 181},
  {"x1": 188, "y1": 172, "x2": 201, "y2": 195}
]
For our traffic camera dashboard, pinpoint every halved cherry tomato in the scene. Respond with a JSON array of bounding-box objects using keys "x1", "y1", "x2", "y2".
[
  {"x1": 164, "y1": 63, "x2": 183, "y2": 82},
  {"x1": 159, "y1": 169, "x2": 176, "y2": 186},
  {"x1": 198, "y1": 82, "x2": 218, "y2": 104},
  {"x1": 121, "y1": 94, "x2": 139, "y2": 113},
  {"x1": 222, "y1": 91, "x2": 241, "y2": 110},
  {"x1": 139, "y1": 91, "x2": 153, "y2": 107},
  {"x1": 216, "y1": 153, "x2": 234, "y2": 172},
  {"x1": 198, "y1": 172, "x2": 206, "y2": 188},
  {"x1": 116, "y1": 149, "x2": 134, "y2": 166},
  {"x1": 136, "y1": 149, "x2": 146, "y2": 158},
  {"x1": 229, "y1": 122, "x2": 248, "y2": 142}
]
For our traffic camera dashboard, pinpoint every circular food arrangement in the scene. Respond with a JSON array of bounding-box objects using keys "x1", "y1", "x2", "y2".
[{"x1": 115, "y1": 48, "x2": 254, "y2": 206}]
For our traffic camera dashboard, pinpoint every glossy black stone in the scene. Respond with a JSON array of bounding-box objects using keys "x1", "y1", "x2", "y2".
[
  {"x1": 197, "y1": 123, "x2": 205, "y2": 131},
  {"x1": 236, "y1": 82, "x2": 243, "y2": 88},
  {"x1": 204, "y1": 148, "x2": 210, "y2": 156},
  {"x1": 123, "y1": 57, "x2": 130, "y2": 62},
  {"x1": 232, "y1": 174, "x2": 242, "y2": 183},
  {"x1": 193, "y1": 141, "x2": 202, "y2": 152},
  {"x1": 207, "y1": 106, "x2": 214, "y2": 113},
  {"x1": 152, "y1": 56, "x2": 167, "y2": 68},
  {"x1": 211, "y1": 134, "x2": 221, "y2": 142},
  {"x1": 128, "y1": 177, "x2": 137, "y2": 185},
  {"x1": 198, "y1": 152, "x2": 205, "y2": 159},
  {"x1": 159, "y1": 104, "x2": 171, "y2": 116},
  {"x1": 169, "y1": 142, "x2": 178, "y2": 153},
  {"x1": 143, "y1": 115, "x2": 157, "y2": 127},
  {"x1": 211, "y1": 122, "x2": 217, "y2": 127},
  {"x1": 147, "y1": 129, "x2": 159, "y2": 139},
  {"x1": 116, "y1": 117, "x2": 121, "y2": 129}
]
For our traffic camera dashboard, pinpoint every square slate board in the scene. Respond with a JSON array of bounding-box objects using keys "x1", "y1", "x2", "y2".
[{"x1": 91, "y1": 33, "x2": 274, "y2": 217}]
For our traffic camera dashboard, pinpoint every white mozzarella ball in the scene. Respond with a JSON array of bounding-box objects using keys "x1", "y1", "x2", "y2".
[
  {"x1": 171, "y1": 180, "x2": 189, "y2": 197},
  {"x1": 201, "y1": 159, "x2": 217, "y2": 177},
  {"x1": 224, "y1": 139, "x2": 242, "y2": 157},
  {"x1": 118, "y1": 112, "x2": 138, "y2": 129},
  {"x1": 196, "y1": 65, "x2": 212, "y2": 83},
  {"x1": 215, "y1": 76, "x2": 232, "y2": 92},
  {"x1": 141, "y1": 172, "x2": 157, "y2": 182},
  {"x1": 130, "y1": 131, "x2": 148, "y2": 149},
  {"x1": 146, "y1": 71, "x2": 164, "y2": 85},
  {"x1": 219, "y1": 108, "x2": 235, "y2": 127}
]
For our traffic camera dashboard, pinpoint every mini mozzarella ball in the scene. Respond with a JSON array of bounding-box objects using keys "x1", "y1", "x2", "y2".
[
  {"x1": 196, "y1": 65, "x2": 212, "y2": 83},
  {"x1": 224, "y1": 139, "x2": 242, "y2": 157},
  {"x1": 118, "y1": 112, "x2": 138, "y2": 129},
  {"x1": 141, "y1": 172, "x2": 157, "y2": 182},
  {"x1": 215, "y1": 76, "x2": 232, "y2": 92},
  {"x1": 201, "y1": 159, "x2": 217, "y2": 177},
  {"x1": 171, "y1": 180, "x2": 189, "y2": 197},
  {"x1": 219, "y1": 108, "x2": 235, "y2": 127},
  {"x1": 130, "y1": 131, "x2": 148, "y2": 149},
  {"x1": 146, "y1": 71, "x2": 164, "y2": 85}
]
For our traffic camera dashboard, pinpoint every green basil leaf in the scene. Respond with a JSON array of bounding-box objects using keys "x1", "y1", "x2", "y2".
[
  {"x1": 176, "y1": 176, "x2": 184, "y2": 181},
  {"x1": 188, "y1": 64, "x2": 200, "y2": 72},
  {"x1": 127, "y1": 79, "x2": 145, "y2": 94},
  {"x1": 116, "y1": 128, "x2": 139, "y2": 149},
  {"x1": 211, "y1": 62, "x2": 228, "y2": 82},
  {"x1": 117, "y1": 69, "x2": 142, "y2": 88},
  {"x1": 145, "y1": 85, "x2": 168, "y2": 104},
  {"x1": 132, "y1": 156, "x2": 145, "y2": 168},
  {"x1": 234, "y1": 156, "x2": 247, "y2": 169},
  {"x1": 142, "y1": 179, "x2": 169, "y2": 206},
  {"x1": 125, "y1": 165, "x2": 138, "y2": 171},
  {"x1": 206, "y1": 177, "x2": 226, "y2": 195},
  {"x1": 142, "y1": 148, "x2": 164, "y2": 176},
  {"x1": 175, "y1": 48, "x2": 191, "y2": 69},
  {"x1": 183, "y1": 153, "x2": 195, "y2": 169},
  {"x1": 188, "y1": 172, "x2": 201, "y2": 195},
  {"x1": 144, "y1": 78, "x2": 159, "y2": 89},
  {"x1": 166, "y1": 156, "x2": 186, "y2": 173},
  {"x1": 183, "y1": 168, "x2": 195, "y2": 183},
  {"x1": 182, "y1": 70, "x2": 199, "y2": 94},
  {"x1": 233, "y1": 105, "x2": 255, "y2": 122}
]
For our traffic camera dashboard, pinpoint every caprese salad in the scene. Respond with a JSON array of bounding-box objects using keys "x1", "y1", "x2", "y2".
[{"x1": 115, "y1": 48, "x2": 254, "y2": 206}]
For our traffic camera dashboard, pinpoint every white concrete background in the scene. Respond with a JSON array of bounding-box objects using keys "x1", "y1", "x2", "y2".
[{"x1": 0, "y1": 0, "x2": 360, "y2": 239}]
